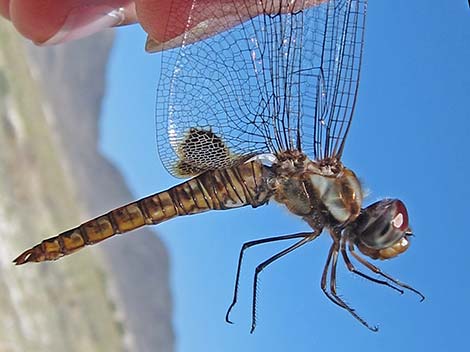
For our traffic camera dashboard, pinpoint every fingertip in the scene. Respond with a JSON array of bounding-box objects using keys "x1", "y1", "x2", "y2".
[
  {"x1": 9, "y1": 1, "x2": 65, "y2": 43},
  {"x1": 135, "y1": 0, "x2": 192, "y2": 43},
  {"x1": 9, "y1": 0, "x2": 134, "y2": 45},
  {"x1": 136, "y1": 0, "x2": 257, "y2": 52}
]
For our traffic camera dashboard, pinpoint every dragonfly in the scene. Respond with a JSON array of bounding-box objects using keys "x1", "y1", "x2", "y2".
[{"x1": 14, "y1": 0, "x2": 424, "y2": 331}]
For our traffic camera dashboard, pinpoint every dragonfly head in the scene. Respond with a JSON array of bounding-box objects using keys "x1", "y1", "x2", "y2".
[{"x1": 346, "y1": 199, "x2": 412, "y2": 260}]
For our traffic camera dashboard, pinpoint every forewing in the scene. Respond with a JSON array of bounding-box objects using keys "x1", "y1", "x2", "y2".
[
  {"x1": 153, "y1": 0, "x2": 367, "y2": 177},
  {"x1": 312, "y1": 0, "x2": 367, "y2": 160}
]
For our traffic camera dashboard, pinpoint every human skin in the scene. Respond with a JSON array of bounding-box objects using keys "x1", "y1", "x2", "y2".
[
  {"x1": 0, "y1": 0, "x2": 231, "y2": 47},
  {"x1": 0, "y1": 0, "x2": 323, "y2": 48}
]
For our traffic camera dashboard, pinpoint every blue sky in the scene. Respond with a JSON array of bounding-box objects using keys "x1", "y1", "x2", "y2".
[{"x1": 100, "y1": 1, "x2": 470, "y2": 351}]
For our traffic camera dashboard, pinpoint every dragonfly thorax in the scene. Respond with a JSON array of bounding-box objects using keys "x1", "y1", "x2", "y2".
[{"x1": 270, "y1": 152, "x2": 363, "y2": 227}]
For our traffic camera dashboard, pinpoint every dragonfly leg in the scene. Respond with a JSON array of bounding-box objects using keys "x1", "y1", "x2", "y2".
[
  {"x1": 328, "y1": 238, "x2": 378, "y2": 332},
  {"x1": 321, "y1": 241, "x2": 347, "y2": 309},
  {"x1": 249, "y1": 232, "x2": 320, "y2": 333},
  {"x1": 348, "y1": 241, "x2": 425, "y2": 301},
  {"x1": 340, "y1": 237, "x2": 404, "y2": 295},
  {"x1": 225, "y1": 232, "x2": 312, "y2": 325}
]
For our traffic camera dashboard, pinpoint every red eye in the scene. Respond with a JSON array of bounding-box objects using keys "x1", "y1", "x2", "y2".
[
  {"x1": 392, "y1": 200, "x2": 409, "y2": 232},
  {"x1": 350, "y1": 199, "x2": 412, "y2": 253}
]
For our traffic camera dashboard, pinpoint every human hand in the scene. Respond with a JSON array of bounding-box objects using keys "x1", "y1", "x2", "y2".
[
  {"x1": 0, "y1": 0, "x2": 322, "y2": 51},
  {"x1": 0, "y1": 0, "x2": 242, "y2": 50}
]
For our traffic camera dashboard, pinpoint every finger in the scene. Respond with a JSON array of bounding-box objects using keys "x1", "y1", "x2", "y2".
[
  {"x1": 0, "y1": 0, "x2": 10, "y2": 19},
  {"x1": 9, "y1": 0, "x2": 137, "y2": 45},
  {"x1": 135, "y1": 0, "x2": 190, "y2": 43},
  {"x1": 138, "y1": 0, "x2": 325, "y2": 52},
  {"x1": 138, "y1": 0, "x2": 237, "y2": 51}
]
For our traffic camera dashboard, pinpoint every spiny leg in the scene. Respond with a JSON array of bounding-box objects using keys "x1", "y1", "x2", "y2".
[
  {"x1": 328, "y1": 240, "x2": 378, "y2": 332},
  {"x1": 348, "y1": 241, "x2": 425, "y2": 301},
  {"x1": 340, "y1": 238, "x2": 404, "y2": 295},
  {"x1": 225, "y1": 232, "x2": 311, "y2": 324},
  {"x1": 249, "y1": 232, "x2": 319, "y2": 333}
]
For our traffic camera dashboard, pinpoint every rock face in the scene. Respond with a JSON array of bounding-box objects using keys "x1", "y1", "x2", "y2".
[{"x1": 0, "y1": 19, "x2": 173, "y2": 352}]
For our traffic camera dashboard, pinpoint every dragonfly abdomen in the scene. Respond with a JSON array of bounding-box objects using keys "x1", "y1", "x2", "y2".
[{"x1": 14, "y1": 160, "x2": 271, "y2": 265}]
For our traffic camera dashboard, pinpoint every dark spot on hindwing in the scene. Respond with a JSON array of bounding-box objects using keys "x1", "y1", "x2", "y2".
[{"x1": 174, "y1": 128, "x2": 238, "y2": 176}]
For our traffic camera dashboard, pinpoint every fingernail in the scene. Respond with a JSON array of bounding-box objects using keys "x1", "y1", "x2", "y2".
[
  {"x1": 38, "y1": 6, "x2": 125, "y2": 46},
  {"x1": 145, "y1": 36, "x2": 164, "y2": 53},
  {"x1": 145, "y1": 23, "x2": 207, "y2": 53}
]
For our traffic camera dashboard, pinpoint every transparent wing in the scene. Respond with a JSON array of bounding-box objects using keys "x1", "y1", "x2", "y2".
[
  {"x1": 313, "y1": 0, "x2": 366, "y2": 159},
  {"x1": 153, "y1": 0, "x2": 367, "y2": 177}
]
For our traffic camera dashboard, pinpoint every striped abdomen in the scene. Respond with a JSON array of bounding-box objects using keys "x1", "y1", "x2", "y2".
[{"x1": 14, "y1": 161, "x2": 272, "y2": 264}]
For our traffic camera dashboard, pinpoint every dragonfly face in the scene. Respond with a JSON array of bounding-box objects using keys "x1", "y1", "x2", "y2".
[
  {"x1": 346, "y1": 199, "x2": 412, "y2": 260},
  {"x1": 14, "y1": 0, "x2": 424, "y2": 333}
]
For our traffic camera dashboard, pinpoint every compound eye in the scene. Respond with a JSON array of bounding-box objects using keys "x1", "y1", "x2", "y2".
[
  {"x1": 391, "y1": 200, "x2": 409, "y2": 232},
  {"x1": 353, "y1": 199, "x2": 412, "y2": 259}
]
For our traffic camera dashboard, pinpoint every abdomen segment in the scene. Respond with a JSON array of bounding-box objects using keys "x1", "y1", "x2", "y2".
[{"x1": 14, "y1": 161, "x2": 271, "y2": 264}]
